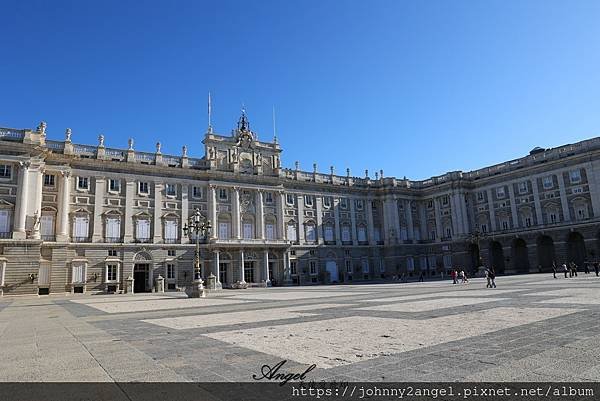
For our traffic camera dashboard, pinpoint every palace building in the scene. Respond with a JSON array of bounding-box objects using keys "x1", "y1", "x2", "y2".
[{"x1": 0, "y1": 113, "x2": 599, "y2": 295}]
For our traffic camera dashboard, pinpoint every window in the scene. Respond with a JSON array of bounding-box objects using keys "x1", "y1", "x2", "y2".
[
  {"x1": 305, "y1": 224, "x2": 316, "y2": 242},
  {"x1": 362, "y1": 259, "x2": 369, "y2": 273},
  {"x1": 445, "y1": 227, "x2": 451, "y2": 238},
  {"x1": 290, "y1": 261, "x2": 297, "y2": 275},
  {"x1": 164, "y1": 220, "x2": 178, "y2": 242},
  {"x1": 324, "y1": 225, "x2": 334, "y2": 242},
  {"x1": 570, "y1": 170, "x2": 581, "y2": 184},
  {"x1": 304, "y1": 195, "x2": 313, "y2": 207},
  {"x1": 340, "y1": 198, "x2": 348, "y2": 209},
  {"x1": 429, "y1": 230, "x2": 436, "y2": 240},
  {"x1": 286, "y1": 194, "x2": 295, "y2": 205},
  {"x1": 0, "y1": 165, "x2": 11, "y2": 178},
  {"x1": 309, "y1": 261, "x2": 317, "y2": 275},
  {"x1": 406, "y1": 257, "x2": 414, "y2": 271},
  {"x1": 218, "y1": 222, "x2": 230, "y2": 239},
  {"x1": 345, "y1": 260, "x2": 352, "y2": 273},
  {"x1": 442, "y1": 196, "x2": 449, "y2": 206},
  {"x1": 576, "y1": 207, "x2": 587, "y2": 220},
  {"x1": 427, "y1": 200, "x2": 433, "y2": 209},
  {"x1": 40, "y1": 215, "x2": 54, "y2": 239},
  {"x1": 543, "y1": 176, "x2": 553, "y2": 189},
  {"x1": 72, "y1": 263, "x2": 85, "y2": 284},
  {"x1": 136, "y1": 219, "x2": 151, "y2": 240},
  {"x1": 287, "y1": 223, "x2": 297, "y2": 242},
  {"x1": 323, "y1": 197, "x2": 331, "y2": 208},
  {"x1": 481, "y1": 224, "x2": 487, "y2": 233},
  {"x1": 73, "y1": 216, "x2": 89, "y2": 240},
  {"x1": 243, "y1": 222, "x2": 253, "y2": 239},
  {"x1": 165, "y1": 184, "x2": 176, "y2": 196},
  {"x1": 341, "y1": 225, "x2": 351, "y2": 242},
  {"x1": 573, "y1": 187, "x2": 583, "y2": 194},
  {"x1": 518, "y1": 182, "x2": 527, "y2": 194},
  {"x1": 106, "y1": 263, "x2": 118, "y2": 282},
  {"x1": 265, "y1": 192, "x2": 273, "y2": 203},
  {"x1": 106, "y1": 217, "x2": 121, "y2": 240},
  {"x1": 219, "y1": 188, "x2": 228, "y2": 200},
  {"x1": 265, "y1": 223, "x2": 275, "y2": 240},
  {"x1": 496, "y1": 187, "x2": 505, "y2": 198},
  {"x1": 77, "y1": 177, "x2": 89, "y2": 190},
  {"x1": 379, "y1": 259, "x2": 385, "y2": 273},
  {"x1": 192, "y1": 186, "x2": 202, "y2": 198},
  {"x1": 443, "y1": 254, "x2": 452, "y2": 268},
  {"x1": 109, "y1": 179, "x2": 120, "y2": 192},
  {"x1": 166, "y1": 263, "x2": 176, "y2": 279},
  {"x1": 0, "y1": 210, "x2": 9, "y2": 233},
  {"x1": 108, "y1": 249, "x2": 118, "y2": 257},
  {"x1": 356, "y1": 200, "x2": 363, "y2": 210},
  {"x1": 501, "y1": 220, "x2": 509, "y2": 230},
  {"x1": 549, "y1": 213, "x2": 557, "y2": 223},
  {"x1": 138, "y1": 182, "x2": 149, "y2": 194},
  {"x1": 43, "y1": 174, "x2": 55, "y2": 187},
  {"x1": 373, "y1": 228, "x2": 381, "y2": 242},
  {"x1": 525, "y1": 217, "x2": 532, "y2": 227},
  {"x1": 357, "y1": 226, "x2": 367, "y2": 242},
  {"x1": 477, "y1": 192, "x2": 484, "y2": 201},
  {"x1": 167, "y1": 249, "x2": 176, "y2": 257}
]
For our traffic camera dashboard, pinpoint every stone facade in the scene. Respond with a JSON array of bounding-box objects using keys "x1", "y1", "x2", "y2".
[{"x1": 0, "y1": 115, "x2": 599, "y2": 296}]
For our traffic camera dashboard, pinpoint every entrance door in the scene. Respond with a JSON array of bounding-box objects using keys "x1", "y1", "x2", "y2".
[
  {"x1": 219, "y1": 262, "x2": 228, "y2": 285},
  {"x1": 326, "y1": 261, "x2": 338, "y2": 283},
  {"x1": 134, "y1": 264, "x2": 149, "y2": 293},
  {"x1": 244, "y1": 261, "x2": 255, "y2": 283}
]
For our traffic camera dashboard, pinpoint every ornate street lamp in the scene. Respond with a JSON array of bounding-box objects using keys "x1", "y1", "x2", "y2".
[{"x1": 183, "y1": 208, "x2": 212, "y2": 298}]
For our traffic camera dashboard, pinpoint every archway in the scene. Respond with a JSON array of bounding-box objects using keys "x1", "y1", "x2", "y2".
[
  {"x1": 469, "y1": 243, "x2": 480, "y2": 272},
  {"x1": 489, "y1": 241, "x2": 505, "y2": 274},
  {"x1": 536, "y1": 235, "x2": 555, "y2": 270},
  {"x1": 325, "y1": 260, "x2": 339, "y2": 283},
  {"x1": 511, "y1": 238, "x2": 529, "y2": 274},
  {"x1": 567, "y1": 232, "x2": 586, "y2": 267}
]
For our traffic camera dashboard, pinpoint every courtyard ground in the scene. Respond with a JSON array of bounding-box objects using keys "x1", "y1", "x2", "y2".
[{"x1": 1, "y1": 274, "x2": 599, "y2": 384}]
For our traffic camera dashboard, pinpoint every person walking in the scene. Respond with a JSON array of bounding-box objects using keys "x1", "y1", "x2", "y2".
[
  {"x1": 485, "y1": 268, "x2": 492, "y2": 288},
  {"x1": 489, "y1": 267, "x2": 497, "y2": 288},
  {"x1": 461, "y1": 270, "x2": 469, "y2": 284},
  {"x1": 573, "y1": 263, "x2": 578, "y2": 277},
  {"x1": 595, "y1": 262, "x2": 599, "y2": 277},
  {"x1": 419, "y1": 271, "x2": 424, "y2": 282},
  {"x1": 584, "y1": 263, "x2": 590, "y2": 275},
  {"x1": 451, "y1": 269, "x2": 457, "y2": 284},
  {"x1": 563, "y1": 263, "x2": 569, "y2": 278},
  {"x1": 552, "y1": 262, "x2": 557, "y2": 279}
]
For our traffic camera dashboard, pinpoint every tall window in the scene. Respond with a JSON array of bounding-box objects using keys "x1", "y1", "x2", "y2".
[
  {"x1": 287, "y1": 223, "x2": 297, "y2": 242},
  {"x1": 265, "y1": 192, "x2": 273, "y2": 203},
  {"x1": 44, "y1": 174, "x2": 55, "y2": 187},
  {"x1": 525, "y1": 217, "x2": 532, "y2": 227},
  {"x1": 324, "y1": 225, "x2": 334, "y2": 242},
  {"x1": 164, "y1": 220, "x2": 178, "y2": 242},
  {"x1": 218, "y1": 222, "x2": 230, "y2": 239},
  {"x1": 543, "y1": 176, "x2": 553, "y2": 189},
  {"x1": 72, "y1": 263, "x2": 85, "y2": 284},
  {"x1": 109, "y1": 179, "x2": 120, "y2": 192},
  {"x1": 550, "y1": 212, "x2": 558, "y2": 223},
  {"x1": 323, "y1": 197, "x2": 331, "y2": 208},
  {"x1": 286, "y1": 194, "x2": 295, "y2": 205},
  {"x1": 265, "y1": 223, "x2": 275, "y2": 240},
  {"x1": 73, "y1": 216, "x2": 89, "y2": 240},
  {"x1": 106, "y1": 217, "x2": 121, "y2": 240},
  {"x1": 0, "y1": 165, "x2": 11, "y2": 178},
  {"x1": 357, "y1": 226, "x2": 367, "y2": 242},
  {"x1": 340, "y1": 198, "x2": 348, "y2": 209},
  {"x1": 309, "y1": 261, "x2": 317, "y2": 275},
  {"x1": 443, "y1": 254, "x2": 452, "y2": 268},
  {"x1": 477, "y1": 192, "x2": 484, "y2": 201},
  {"x1": 518, "y1": 182, "x2": 528, "y2": 194},
  {"x1": 290, "y1": 261, "x2": 297, "y2": 275},
  {"x1": 501, "y1": 220, "x2": 509, "y2": 230},
  {"x1": 219, "y1": 188, "x2": 228, "y2": 200},
  {"x1": 406, "y1": 257, "x2": 414, "y2": 271},
  {"x1": 304, "y1": 195, "x2": 313, "y2": 207},
  {"x1": 165, "y1": 184, "x2": 176, "y2": 196},
  {"x1": 570, "y1": 170, "x2": 581, "y2": 183},
  {"x1": 341, "y1": 225, "x2": 351, "y2": 242},
  {"x1": 362, "y1": 259, "x2": 369, "y2": 273},
  {"x1": 243, "y1": 222, "x2": 253, "y2": 239},
  {"x1": 40, "y1": 214, "x2": 54, "y2": 239},
  {"x1": 77, "y1": 177, "x2": 89, "y2": 190},
  {"x1": 496, "y1": 187, "x2": 505, "y2": 198},
  {"x1": 136, "y1": 219, "x2": 151, "y2": 241},
  {"x1": 0, "y1": 210, "x2": 10, "y2": 233},
  {"x1": 305, "y1": 224, "x2": 316, "y2": 242},
  {"x1": 356, "y1": 200, "x2": 364, "y2": 210},
  {"x1": 345, "y1": 260, "x2": 352, "y2": 274},
  {"x1": 106, "y1": 263, "x2": 118, "y2": 282},
  {"x1": 166, "y1": 263, "x2": 176, "y2": 280},
  {"x1": 193, "y1": 186, "x2": 202, "y2": 198},
  {"x1": 138, "y1": 182, "x2": 149, "y2": 194}
]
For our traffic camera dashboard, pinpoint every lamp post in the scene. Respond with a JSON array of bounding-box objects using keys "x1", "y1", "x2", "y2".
[
  {"x1": 183, "y1": 208, "x2": 212, "y2": 298},
  {"x1": 466, "y1": 229, "x2": 487, "y2": 276}
]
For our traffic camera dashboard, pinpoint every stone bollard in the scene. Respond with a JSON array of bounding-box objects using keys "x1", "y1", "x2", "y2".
[
  {"x1": 155, "y1": 275, "x2": 165, "y2": 293},
  {"x1": 125, "y1": 275, "x2": 134, "y2": 294},
  {"x1": 206, "y1": 273, "x2": 217, "y2": 290}
]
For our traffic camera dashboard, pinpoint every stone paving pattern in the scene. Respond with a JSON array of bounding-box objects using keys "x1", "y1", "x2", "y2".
[{"x1": 1, "y1": 274, "x2": 599, "y2": 382}]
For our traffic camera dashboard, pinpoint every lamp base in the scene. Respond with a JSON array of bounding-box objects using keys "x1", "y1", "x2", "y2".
[{"x1": 185, "y1": 279, "x2": 206, "y2": 298}]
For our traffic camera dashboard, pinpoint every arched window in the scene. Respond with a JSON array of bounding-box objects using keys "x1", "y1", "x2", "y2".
[
  {"x1": 341, "y1": 224, "x2": 351, "y2": 243},
  {"x1": 323, "y1": 222, "x2": 335, "y2": 242},
  {"x1": 286, "y1": 220, "x2": 297, "y2": 242},
  {"x1": 305, "y1": 221, "x2": 316, "y2": 242},
  {"x1": 104, "y1": 211, "x2": 122, "y2": 242},
  {"x1": 357, "y1": 225, "x2": 367, "y2": 243}
]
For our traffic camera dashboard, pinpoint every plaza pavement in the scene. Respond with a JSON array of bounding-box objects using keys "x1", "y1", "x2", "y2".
[{"x1": 1, "y1": 274, "x2": 600, "y2": 383}]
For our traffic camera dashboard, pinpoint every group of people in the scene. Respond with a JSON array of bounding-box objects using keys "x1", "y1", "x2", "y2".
[
  {"x1": 450, "y1": 269, "x2": 469, "y2": 284},
  {"x1": 551, "y1": 261, "x2": 600, "y2": 279}
]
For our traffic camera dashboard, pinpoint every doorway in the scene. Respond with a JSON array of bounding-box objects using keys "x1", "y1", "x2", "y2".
[
  {"x1": 219, "y1": 262, "x2": 228, "y2": 285},
  {"x1": 326, "y1": 261, "x2": 339, "y2": 283},
  {"x1": 134, "y1": 263, "x2": 150, "y2": 293},
  {"x1": 244, "y1": 261, "x2": 255, "y2": 283}
]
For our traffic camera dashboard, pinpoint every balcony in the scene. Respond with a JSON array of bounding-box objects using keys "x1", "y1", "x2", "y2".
[
  {"x1": 41, "y1": 235, "x2": 56, "y2": 242},
  {"x1": 105, "y1": 236, "x2": 123, "y2": 243},
  {"x1": 164, "y1": 238, "x2": 179, "y2": 244},
  {"x1": 0, "y1": 232, "x2": 11, "y2": 239},
  {"x1": 73, "y1": 236, "x2": 91, "y2": 243},
  {"x1": 134, "y1": 238, "x2": 152, "y2": 244}
]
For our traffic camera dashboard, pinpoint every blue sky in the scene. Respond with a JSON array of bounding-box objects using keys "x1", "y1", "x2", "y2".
[{"x1": 2, "y1": 0, "x2": 600, "y2": 180}]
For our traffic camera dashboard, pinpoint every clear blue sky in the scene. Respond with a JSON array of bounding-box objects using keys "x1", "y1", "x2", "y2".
[{"x1": 2, "y1": 1, "x2": 600, "y2": 180}]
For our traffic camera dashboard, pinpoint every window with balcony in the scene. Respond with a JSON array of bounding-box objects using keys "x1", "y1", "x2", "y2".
[
  {"x1": 77, "y1": 177, "x2": 89, "y2": 190},
  {"x1": 138, "y1": 182, "x2": 149, "y2": 195},
  {"x1": 105, "y1": 217, "x2": 121, "y2": 242},
  {"x1": 324, "y1": 224, "x2": 334, "y2": 242},
  {"x1": 543, "y1": 176, "x2": 553, "y2": 189},
  {"x1": 40, "y1": 214, "x2": 55, "y2": 241},
  {"x1": 0, "y1": 165, "x2": 12, "y2": 178},
  {"x1": 165, "y1": 184, "x2": 176, "y2": 197},
  {"x1": 286, "y1": 222, "x2": 297, "y2": 242},
  {"x1": 341, "y1": 225, "x2": 351, "y2": 242},
  {"x1": 135, "y1": 219, "x2": 151, "y2": 242},
  {"x1": 305, "y1": 223, "x2": 316, "y2": 242},
  {"x1": 218, "y1": 222, "x2": 230, "y2": 239},
  {"x1": 357, "y1": 226, "x2": 367, "y2": 242},
  {"x1": 309, "y1": 261, "x2": 317, "y2": 275},
  {"x1": 518, "y1": 182, "x2": 528, "y2": 194},
  {"x1": 570, "y1": 170, "x2": 581, "y2": 184},
  {"x1": 265, "y1": 223, "x2": 275, "y2": 240},
  {"x1": 43, "y1": 174, "x2": 55, "y2": 187},
  {"x1": 73, "y1": 216, "x2": 89, "y2": 242},
  {"x1": 108, "y1": 179, "x2": 120, "y2": 193},
  {"x1": 164, "y1": 220, "x2": 178, "y2": 243},
  {"x1": 0, "y1": 210, "x2": 10, "y2": 237}
]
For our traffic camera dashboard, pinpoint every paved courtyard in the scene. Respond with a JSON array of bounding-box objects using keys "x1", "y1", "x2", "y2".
[{"x1": 1, "y1": 274, "x2": 600, "y2": 383}]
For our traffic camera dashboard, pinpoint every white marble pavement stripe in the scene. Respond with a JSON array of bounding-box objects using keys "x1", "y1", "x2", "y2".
[
  {"x1": 224, "y1": 291, "x2": 368, "y2": 301},
  {"x1": 205, "y1": 307, "x2": 575, "y2": 368},
  {"x1": 362, "y1": 289, "x2": 527, "y2": 303},
  {"x1": 356, "y1": 297, "x2": 508, "y2": 312},
  {"x1": 80, "y1": 297, "x2": 255, "y2": 314}
]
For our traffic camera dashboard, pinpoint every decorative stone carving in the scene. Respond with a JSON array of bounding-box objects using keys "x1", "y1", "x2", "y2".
[
  {"x1": 156, "y1": 142, "x2": 161, "y2": 154},
  {"x1": 65, "y1": 128, "x2": 72, "y2": 142},
  {"x1": 128, "y1": 138, "x2": 134, "y2": 150},
  {"x1": 98, "y1": 134, "x2": 105, "y2": 147},
  {"x1": 37, "y1": 121, "x2": 47, "y2": 135},
  {"x1": 182, "y1": 145, "x2": 188, "y2": 157}
]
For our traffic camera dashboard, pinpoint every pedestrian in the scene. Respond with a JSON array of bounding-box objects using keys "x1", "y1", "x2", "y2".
[
  {"x1": 563, "y1": 263, "x2": 568, "y2": 278},
  {"x1": 538, "y1": 265, "x2": 543, "y2": 274},
  {"x1": 419, "y1": 272, "x2": 424, "y2": 282},
  {"x1": 569, "y1": 262, "x2": 574, "y2": 278},
  {"x1": 573, "y1": 263, "x2": 578, "y2": 277},
  {"x1": 451, "y1": 269, "x2": 457, "y2": 284},
  {"x1": 489, "y1": 267, "x2": 497, "y2": 288},
  {"x1": 595, "y1": 262, "x2": 599, "y2": 277},
  {"x1": 485, "y1": 268, "x2": 492, "y2": 288},
  {"x1": 461, "y1": 270, "x2": 468, "y2": 284},
  {"x1": 552, "y1": 262, "x2": 557, "y2": 279},
  {"x1": 584, "y1": 263, "x2": 590, "y2": 275}
]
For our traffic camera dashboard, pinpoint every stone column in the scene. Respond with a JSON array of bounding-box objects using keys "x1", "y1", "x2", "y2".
[
  {"x1": 13, "y1": 161, "x2": 30, "y2": 239},
  {"x1": 558, "y1": 173, "x2": 571, "y2": 222},
  {"x1": 239, "y1": 249, "x2": 246, "y2": 283},
  {"x1": 405, "y1": 200, "x2": 414, "y2": 241},
  {"x1": 349, "y1": 198, "x2": 358, "y2": 245},
  {"x1": 263, "y1": 250, "x2": 270, "y2": 285},
  {"x1": 56, "y1": 171, "x2": 71, "y2": 242},
  {"x1": 256, "y1": 190, "x2": 264, "y2": 240},
  {"x1": 153, "y1": 182, "x2": 163, "y2": 243},
  {"x1": 315, "y1": 196, "x2": 324, "y2": 244},
  {"x1": 419, "y1": 202, "x2": 427, "y2": 241},
  {"x1": 92, "y1": 177, "x2": 105, "y2": 242},
  {"x1": 283, "y1": 251, "x2": 292, "y2": 284},
  {"x1": 584, "y1": 163, "x2": 600, "y2": 218},
  {"x1": 507, "y1": 184, "x2": 519, "y2": 229},
  {"x1": 208, "y1": 184, "x2": 217, "y2": 240},
  {"x1": 459, "y1": 191, "x2": 470, "y2": 234},
  {"x1": 277, "y1": 191, "x2": 285, "y2": 240},
  {"x1": 486, "y1": 189, "x2": 497, "y2": 231},
  {"x1": 232, "y1": 187, "x2": 241, "y2": 239},
  {"x1": 433, "y1": 197, "x2": 443, "y2": 241},
  {"x1": 366, "y1": 198, "x2": 375, "y2": 246},
  {"x1": 333, "y1": 198, "x2": 342, "y2": 245},
  {"x1": 181, "y1": 184, "x2": 189, "y2": 243},
  {"x1": 31, "y1": 167, "x2": 44, "y2": 240},
  {"x1": 531, "y1": 178, "x2": 543, "y2": 225},
  {"x1": 296, "y1": 194, "x2": 305, "y2": 243},
  {"x1": 124, "y1": 180, "x2": 135, "y2": 242},
  {"x1": 392, "y1": 197, "x2": 402, "y2": 244},
  {"x1": 214, "y1": 250, "x2": 220, "y2": 284}
]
